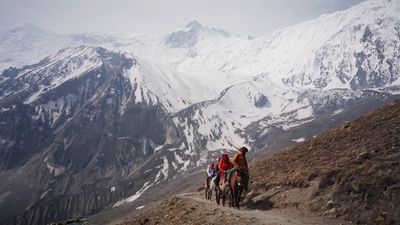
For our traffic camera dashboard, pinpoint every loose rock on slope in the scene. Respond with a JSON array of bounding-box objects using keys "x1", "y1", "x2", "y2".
[{"x1": 248, "y1": 100, "x2": 400, "y2": 225}]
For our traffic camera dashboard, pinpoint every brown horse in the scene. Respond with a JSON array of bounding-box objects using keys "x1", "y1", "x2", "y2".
[{"x1": 230, "y1": 168, "x2": 245, "y2": 209}]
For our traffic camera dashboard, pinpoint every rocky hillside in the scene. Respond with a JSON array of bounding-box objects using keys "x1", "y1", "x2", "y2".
[
  {"x1": 108, "y1": 100, "x2": 400, "y2": 225},
  {"x1": 248, "y1": 100, "x2": 400, "y2": 225}
]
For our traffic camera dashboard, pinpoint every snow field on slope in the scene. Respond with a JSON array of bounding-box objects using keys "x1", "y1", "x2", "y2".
[
  {"x1": 23, "y1": 47, "x2": 103, "y2": 104},
  {"x1": 179, "y1": 76, "x2": 314, "y2": 151}
]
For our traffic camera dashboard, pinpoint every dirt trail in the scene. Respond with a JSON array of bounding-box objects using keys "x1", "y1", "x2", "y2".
[
  {"x1": 178, "y1": 193, "x2": 342, "y2": 225},
  {"x1": 96, "y1": 191, "x2": 343, "y2": 225},
  {"x1": 113, "y1": 191, "x2": 344, "y2": 225}
]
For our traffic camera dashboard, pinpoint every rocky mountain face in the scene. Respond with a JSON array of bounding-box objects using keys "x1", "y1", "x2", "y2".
[
  {"x1": 0, "y1": 0, "x2": 400, "y2": 224},
  {"x1": 0, "y1": 47, "x2": 171, "y2": 224}
]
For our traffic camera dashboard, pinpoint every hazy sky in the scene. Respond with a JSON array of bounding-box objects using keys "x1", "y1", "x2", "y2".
[{"x1": 0, "y1": 0, "x2": 366, "y2": 36}]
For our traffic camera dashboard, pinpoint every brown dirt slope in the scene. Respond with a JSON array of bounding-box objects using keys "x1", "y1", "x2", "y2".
[
  {"x1": 116, "y1": 193, "x2": 342, "y2": 225},
  {"x1": 249, "y1": 100, "x2": 400, "y2": 225}
]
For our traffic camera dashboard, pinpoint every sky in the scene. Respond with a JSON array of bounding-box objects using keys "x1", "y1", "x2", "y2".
[{"x1": 0, "y1": 0, "x2": 366, "y2": 36}]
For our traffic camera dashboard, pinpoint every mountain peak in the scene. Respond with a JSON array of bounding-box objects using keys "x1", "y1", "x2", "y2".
[
  {"x1": 183, "y1": 20, "x2": 229, "y2": 36},
  {"x1": 164, "y1": 20, "x2": 231, "y2": 48},
  {"x1": 185, "y1": 20, "x2": 203, "y2": 29}
]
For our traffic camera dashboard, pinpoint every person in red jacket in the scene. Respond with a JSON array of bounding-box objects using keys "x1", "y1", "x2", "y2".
[{"x1": 217, "y1": 153, "x2": 232, "y2": 185}]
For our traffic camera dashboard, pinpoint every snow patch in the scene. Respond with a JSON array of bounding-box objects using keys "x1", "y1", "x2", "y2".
[
  {"x1": 332, "y1": 109, "x2": 343, "y2": 115},
  {"x1": 45, "y1": 161, "x2": 65, "y2": 177},
  {"x1": 136, "y1": 205, "x2": 145, "y2": 210},
  {"x1": 113, "y1": 182, "x2": 152, "y2": 207},
  {"x1": 292, "y1": 137, "x2": 306, "y2": 143}
]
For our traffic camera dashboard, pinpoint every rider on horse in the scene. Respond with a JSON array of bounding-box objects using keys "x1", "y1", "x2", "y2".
[
  {"x1": 228, "y1": 147, "x2": 249, "y2": 191},
  {"x1": 218, "y1": 153, "x2": 232, "y2": 184},
  {"x1": 205, "y1": 163, "x2": 217, "y2": 187}
]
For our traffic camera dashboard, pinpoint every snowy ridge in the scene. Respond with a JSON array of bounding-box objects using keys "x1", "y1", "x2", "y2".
[
  {"x1": 123, "y1": 59, "x2": 219, "y2": 113},
  {"x1": 0, "y1": 46, "x2": 103, "y2": 104}
]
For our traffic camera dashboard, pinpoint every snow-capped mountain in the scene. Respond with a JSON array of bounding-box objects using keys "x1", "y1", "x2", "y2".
[
  {"x1": 0, "y1": 0, "x2": 400, "y2": 224},
  {"x1": 0, "y1": 23, "x2": 71, "y2": 73},
  {"x1": 2, "y1": 0, "x2": 399, "y2": 90},
  {"x1": 165, "y1": 0, "x2": 400, "y2": 90}
]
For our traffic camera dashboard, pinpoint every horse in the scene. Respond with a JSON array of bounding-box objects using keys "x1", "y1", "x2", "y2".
[
  {"x1": 230, "y1": 168, "x2": 246, "y2": 209},
  {"x1": 209, "y1": 176, "x2": 219, "y2": 203},
  {"x1": 219, "y1": 171, "x2": 230, "y2": 207}
]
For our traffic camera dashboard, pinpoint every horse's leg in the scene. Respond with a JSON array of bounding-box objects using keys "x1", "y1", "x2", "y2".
[
  {"x1": 222, "y1": 188, "x2": 225, "y2": 207},
  {"x1": 224, "y1": 186, "x2": 229, "y2": 207},
  {"x1": 208, "y1": 189, "x2": 210, "y2": 200},
  {"x1": 228, "y1": 187, "x2": 232, "y2": 207},
  {"x1": 206, "y1": 179, "x2": 210, "y2": 199},
  {"x1": 210, "y1": 183, "x2": 212, "y2": 201},
  {"x1": 227, "y1": 187, "x2": 230, "y2": 205},
  {"x1": 237, "y1": 185, "x2": 242, "y2": 209},
  {"x1": 229, "y1": 183, "x2": 234, "y2": 208},
  {"x1": 215, "y1": 187, "x2": 219, "y2": 205},
  {"x1": 235, "y1": 185, "x2": 240, "y2": 209},
  {"x1": 231, "y1": 176, "x2": 236, "y2": 209},
  {"x1": 217, "y1": 182, "x2": 221, "y2": 204},
  {"x1": 215, "y1": 188, "x2": 218, "y2": 204}
]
